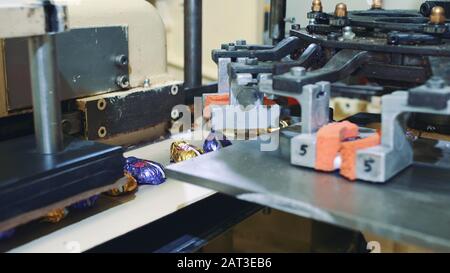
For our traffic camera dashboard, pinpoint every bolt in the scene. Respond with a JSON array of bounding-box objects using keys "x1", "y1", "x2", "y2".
[
  {"x1": 114, "y1": 55, "x2": 128, "y2": 67},
  {"x1": 116, "y1": 75, "x2": 130, "y2": 89},
  {"x1": 430, "y1": 6, "x2": 446, "y2": 24},
  {"x1": 236, "y1": 40, "x2": 247, "y2": 46},
  {"x1": 334, "y1": 3, "x2": 348, "y2": 18},
  {"x1": 312, "y1": 0, "x2": 323, "y2": 12},
  {"x1": 291, "y1": 24, "x2": 301, "y2": 30},
  {"x1": 426, "y1": 76, "x2": 446, "y2": 89},
  {"x1": 290, "y1": 67, "x2": 306, "y2": 77},
  {"x1": 327, "y1": 32, "x2": 339, "y2": 41},
  {"x1": 343, "y1": 26, "x2": 356, "y2": 40},
  {"x1": 171, "y1": 85, "x2": 179, "y2": 96},
  {"x1": 371, "y1": 0, "x2": 383, "y2": 9},
  {"x1": 143, "y1": 78, "x2": 151, "y2": 88},
  {"x1": 245, "y1": 57, "x2": 259, "y2": 66}
]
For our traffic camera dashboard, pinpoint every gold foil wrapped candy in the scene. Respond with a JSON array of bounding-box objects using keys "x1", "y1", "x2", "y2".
[
  {"x1": 170, "y1": 141, "x2": 203, "y2": 163},
  {"x1": 106, "y1": 173, "x2": 139, "y2": 196},
  {"x1": 44, "y1": 208, "x2": 69, "y2": 223}
]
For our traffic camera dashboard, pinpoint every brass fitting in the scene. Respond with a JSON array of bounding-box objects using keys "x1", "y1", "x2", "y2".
[
  {"x1": 334, "y1": 3, "x2": 348, "y2": 18},
  {"x1": 311, "y1": 0, "x2": 322, "y2": 12},
  {"x1": 371, "y1": 0, "x2": 382, "y2": 9},
  {"x1": 430, "y1": 6, "x2": 446, "y2": 24}
]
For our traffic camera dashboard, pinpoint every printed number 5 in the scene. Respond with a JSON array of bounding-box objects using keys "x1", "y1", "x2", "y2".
[
  {"x1": 299, "y1": 144, "x2": 308, "y2": 156},
  {"x1": 364, "y1": 158, "x2": 375, "y2": 173}
]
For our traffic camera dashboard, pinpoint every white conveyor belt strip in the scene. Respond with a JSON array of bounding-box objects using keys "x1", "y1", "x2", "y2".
[{"x1": 9, "y1": 138, "x2": 215, "y2": 253}]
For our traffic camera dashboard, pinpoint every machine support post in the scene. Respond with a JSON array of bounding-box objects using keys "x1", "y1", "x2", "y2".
[
  {"x1": 184, "y1": 0, "x2": 203, "y2": 89},
  {"x1": 269, "y1": 0, "x2": 287, "y2": 44},
  {"x1": 28, "y1": 34, "x2": 63, "y2": 154}
]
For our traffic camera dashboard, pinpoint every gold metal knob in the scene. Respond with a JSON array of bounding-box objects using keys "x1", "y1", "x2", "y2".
[
  {"x1": 311, "y1": 0, "x2": 322, "y2": 12},
  {"x1": 371, "y1": 0, "x2": 382, "y2": 9},
  {"x1": 430, "y1": 6, "x2": 446, "y2": 24},
  {"x1": 335, "y1": 3, "x2": 348, "y2": 18}
]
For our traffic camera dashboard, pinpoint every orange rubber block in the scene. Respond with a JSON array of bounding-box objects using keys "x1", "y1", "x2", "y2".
[
  {"x1": 340, "y1": 133, "x2": 381, "y2": 181},
  {"x1": 203, "y1": 93, "x2": 230, "y2": 119},
  {"x1": 315, "y1": 121, "x2": 359, "y2": 172}
]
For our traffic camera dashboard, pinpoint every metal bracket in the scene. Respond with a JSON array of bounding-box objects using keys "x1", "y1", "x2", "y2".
[
  {"x1": 357, "y1": 89, "x2": 450, "y2": 183},
  {"x1": 273, "y1": 49, "x2": 378, "y2": 92}
]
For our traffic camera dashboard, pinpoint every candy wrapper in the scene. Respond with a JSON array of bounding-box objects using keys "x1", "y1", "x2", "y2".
[
  {"x1": 44, "y1": 208, "x2": 69, "y2": 223},
  {"x1": 106, "y1": 175, "x2": 139, "y2": 196},
  {"x1": 170, "y1": 141, "x2": 204, "y2": 163},
  {"x1": 203, "y1": 131, "x2": 232, "y2": 153},
  {"x1": 70, "y1": 195, "x2": 100, "y2": 210},
  {"x1": 0, "y1": 229, "x2": 15, "y2": 241},
  {"x1": 124, "y1": 157, "x2": 166, "y2": 186}
]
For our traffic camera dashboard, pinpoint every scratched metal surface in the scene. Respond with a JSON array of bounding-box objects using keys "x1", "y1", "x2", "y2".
[{"x1": 167, "y1": 136, "x2": 450, "y2": 251}]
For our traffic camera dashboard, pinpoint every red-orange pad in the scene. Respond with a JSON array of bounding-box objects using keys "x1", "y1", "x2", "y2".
[
  {"x1": 340, "y1": 133, "x2": 381, "y2": 181},
  {"x1": 203, "y1": 94, "x2": 230, "y2": 119},
  {"x1": 315, "y1": 121, "x2": 359, "y2": 172}
]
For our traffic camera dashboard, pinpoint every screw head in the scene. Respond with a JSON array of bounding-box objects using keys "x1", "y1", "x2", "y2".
[
  {"x1": 291, "y1": 24, "x2": 301, "y2": 30},
  {"x1": 143, "y1": 78, "x2": 151, "y2": 88},
  {"x1": 290, "y1": 67, "x2": 306, "y2": 77},
  {"x1": 116, "y1": 75, "x2": 130, "y2": 89},
  {"x1": 115, "y1": 55, "x2": 129, "y2": 67},
  {"x1": 245, "y1": 58, "x2": 259, "y2": 66}
]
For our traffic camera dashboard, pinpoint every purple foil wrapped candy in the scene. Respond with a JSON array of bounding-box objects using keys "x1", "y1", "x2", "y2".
[
  {"x1": 70, "y1": 195, "x2": 100, "y2": 210},
  {"x1": 203, "y1": 131, "x2": 232, "y2": 153},
  {"x1": 124, "y1": 157, "x2": 166, "y2": 185},
  {"x1": 0, "y1": 229, "x2": 15, "y2": 241}
]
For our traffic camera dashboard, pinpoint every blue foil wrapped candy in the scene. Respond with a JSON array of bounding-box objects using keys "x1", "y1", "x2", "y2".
[
  {"x1": 124, "y1": 157, "x2": 166, "y2": 185},
  {"x1": 203, "y1": 131, "x2": 232, "y2": 153},
  {"x1": 0, "y1": 229, "x2": 15, "y2": 241},
  {"x1": 70, "y1": 195, "x2": 100, "y2": 210}
]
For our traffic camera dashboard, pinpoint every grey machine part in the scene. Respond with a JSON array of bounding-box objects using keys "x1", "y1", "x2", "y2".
[
  {"x1": 356, "y1": 77, "x2": 450, "y2": 183},
  {"x1": 269, "y1": 0, "x2": 287, "y2": 45},
  {"x1": 184, "y1": 0, "x2": 202, "y2": 89},
  {"x1": 27, "y1": 2, "x2": 69, "y2": 155},
  {"x1": 259, "y1": 73, "x2": 330, "y2": 169},
  {"x1": 5, "y1": 26, "x2": 130, "y2": 110}
]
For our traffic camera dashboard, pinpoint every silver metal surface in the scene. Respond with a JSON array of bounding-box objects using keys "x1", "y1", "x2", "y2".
[
  {"x1": 357, "y1": 91, "x2": 450, "y2": 183},
  {"x1": 28, "y1": 35, "x2": 63, "y2": 154},
  {"x1": 218, "y1": 58, "x2": 232, "y2": 93},
  {"x1": 167, "y1": 136, "x2": 450, "y2": 251},
  {"x1": 184, "y1": 0, "x2": 202, "y2": 89},
  {"x1": 5, "y1": 26, "x2": 130, "y2": 110},
  {"x1": 259, "y1": 77, "x2": 330, "y2": 134},
  {"x1": 230, "y1": 73, "x2": 263, "y2": 107}
]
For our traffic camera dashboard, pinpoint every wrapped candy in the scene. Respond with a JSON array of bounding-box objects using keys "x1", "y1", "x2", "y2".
[
  {"x1": 203, "y1": 131, "x2": 232, "y2": 153},
  {"x1": 123, "y1": 157, "x2": 166, "y2": 186},
  {"x1": 44, "y1": 208, "x2": 69, "y2": 223},
  {"x1": 70, "y1": 195, "x2": 100, "y2": 210},
  {"x1": 170, "y1": 141, "x2": 203, "y2": 163},
  {"x1": 0, "y1": 229, "x2": 15, "y2": 241},
  {"x1": 106, "y1": 174, "x2": 139, "y2": 196}
]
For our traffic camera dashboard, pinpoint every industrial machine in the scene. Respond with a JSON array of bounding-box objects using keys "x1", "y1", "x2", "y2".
[
  {"x1": 0, "y1": 0, "x2": 183, "y2": 235},
  {"x1": 167, "y1": 0, "x2": 450, "y2": 250},
  {"x1": 205, "y1": 0, "x2": 450, "y2": 183},
  {"x1": 2, "y1": 0, "x2": 450, "y2": 253}
]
